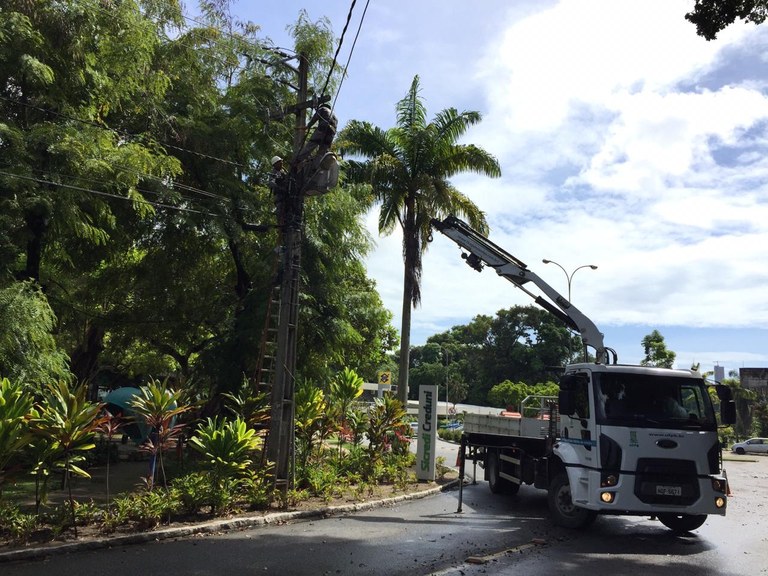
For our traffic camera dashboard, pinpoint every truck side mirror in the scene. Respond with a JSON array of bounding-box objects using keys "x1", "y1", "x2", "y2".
[
  {"x1": 721, "y1": 400, "x2": 736, "y2": 425},
  {"x1": 558, "y1": 389, "x2": 575, "y2": 416},
  {"x1": 713, "y1": 384, "x2": 736, "y2": 425},
  {"x1": 715, "y1": 384, "x2": 732, "y2": 402},
  {"x1": 558, "y1": 373, "x2": 585, "y2": 416}
]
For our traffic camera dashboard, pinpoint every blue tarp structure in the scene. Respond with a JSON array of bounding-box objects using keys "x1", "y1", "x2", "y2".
[{"x1": 104, "y1": 387, "x2": 149, "y2": 443}]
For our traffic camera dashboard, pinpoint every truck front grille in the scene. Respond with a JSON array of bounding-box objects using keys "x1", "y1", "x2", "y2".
[{"x1": 633, "y1": 458, "x2": 700, "y2": 505}]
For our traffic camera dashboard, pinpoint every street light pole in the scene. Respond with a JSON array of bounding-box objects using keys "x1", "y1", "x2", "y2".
[
  {"x1": 542, "y1": 259, "x2": 597, "y2": 361},
  {"x1": 443, "y1": 349, "x2": 450, "y2": 419},
  {"x1": 541, "y1": 259, "x2": 598, "y2": 302}
]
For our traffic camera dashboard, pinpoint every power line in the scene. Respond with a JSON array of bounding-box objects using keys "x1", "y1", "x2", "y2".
[
  {"x1": 332, "y1": 0, "x2": 371, "y2": 112},
  {"x1": 0, "y1": 94, "x2": 252, "y2": 170},
  {"x1": 0, "y1": 170, "x2": 222, "y2": 217},
  {"x1": 319, "y1": 0, "x2": 360, "y2": 102},
  {"x1": 284, "y1": 0, "x2": 367, "y2": 161},
  {"x1": 24, "y1": 166, "x2": 256, "y2": 216},
  {"x1": 0, "y1": 93, "x2": 267, "y2": 205}
]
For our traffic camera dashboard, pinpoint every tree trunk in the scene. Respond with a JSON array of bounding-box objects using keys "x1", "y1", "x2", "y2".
[
  {"x1": 226, "y1": 234, "x2": 252, "y2": 301},
  {"x1": 22, "y1": 202, "x2": 51, "y2": 282},
  {"x1": 397, "y1": 275, "x2": 412, "y2": 405},
  {"x1": 397, "y1": 198, "x2": 419, "y2": 405},
  {"x1": 70, "y1": 323, "x2": 105, "y2": 399}
]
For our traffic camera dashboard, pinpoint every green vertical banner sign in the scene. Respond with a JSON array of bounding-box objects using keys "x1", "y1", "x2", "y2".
[{"x1": 416, "y1": 385, "x2": 438, "y2": 481}]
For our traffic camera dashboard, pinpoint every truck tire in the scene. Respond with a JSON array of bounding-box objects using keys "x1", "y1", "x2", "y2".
[
  {"x1": 548, "y1": 472, "x2": 597, "y2": 529},
  {"x1": 487, "y1": 451, "x2": 515, "y2": 494},
  {"x1": 657, "y1": 513, "x2": 707, "y2": 533}
]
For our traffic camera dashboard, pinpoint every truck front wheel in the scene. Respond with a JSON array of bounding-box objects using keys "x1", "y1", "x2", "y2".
[
  {"x1": 657, "y1": 513, "x2": 707, "y2": 533},
  {"x1": 548, "y1": 472, "x2": 597, "y2": 529}
]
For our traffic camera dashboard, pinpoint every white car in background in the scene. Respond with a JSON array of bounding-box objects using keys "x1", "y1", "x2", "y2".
[{"x1": 731, "y1": 438, "x2": 768, "y2": 455}]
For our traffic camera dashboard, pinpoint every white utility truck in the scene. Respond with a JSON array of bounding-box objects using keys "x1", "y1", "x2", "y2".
[{"x1": 432, "y1": 216, "x2": 736, "y2": 532}]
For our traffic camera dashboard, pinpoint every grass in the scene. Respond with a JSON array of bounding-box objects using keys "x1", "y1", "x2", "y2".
[{"x1": 1, "y1": 479, "x2": 37, "y2": 501}]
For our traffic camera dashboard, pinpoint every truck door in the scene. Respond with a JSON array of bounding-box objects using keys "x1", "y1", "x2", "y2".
[{"x1": 559, "y1": 373, "x2": 596, "y2": 464}]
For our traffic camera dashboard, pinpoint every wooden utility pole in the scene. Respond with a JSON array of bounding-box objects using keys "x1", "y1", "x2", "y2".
[
  {"x1": 262, "y1": 49, "x2": 337, "y2": 493},
  {"x1": 265, "y1": 53, "x2": 309, "y2": 491}
]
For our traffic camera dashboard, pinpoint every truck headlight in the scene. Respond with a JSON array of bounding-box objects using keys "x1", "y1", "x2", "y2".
[
  {"x1": 602, "y1": 474, "x2": 618, "y2": 487},
  {"x1": 600, "y1": 491, "x2": 615, "y2": 503}
]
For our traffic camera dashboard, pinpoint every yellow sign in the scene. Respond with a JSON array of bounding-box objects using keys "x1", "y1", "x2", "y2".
[{"x1": 377, "y1": 371, "x2": 391, "y2": 386}]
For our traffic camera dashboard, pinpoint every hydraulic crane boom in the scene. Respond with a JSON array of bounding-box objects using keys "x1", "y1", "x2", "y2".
[{"x1": 431, "y1": 215, "x2": 614, "y2": 364}]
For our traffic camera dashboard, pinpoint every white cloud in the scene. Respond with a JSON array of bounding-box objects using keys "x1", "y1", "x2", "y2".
[{"x1": 235, "y1": 0, "x2": 768, "y2": 370}]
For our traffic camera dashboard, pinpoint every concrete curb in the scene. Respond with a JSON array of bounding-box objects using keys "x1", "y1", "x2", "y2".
[{"x1": 0, "y1": 479, "x2": 461, "y2": 563}]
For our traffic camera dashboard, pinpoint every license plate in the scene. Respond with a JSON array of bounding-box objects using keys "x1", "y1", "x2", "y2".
[{"x1": 656, "y1": 485, "x2": 682, "y2": 496}]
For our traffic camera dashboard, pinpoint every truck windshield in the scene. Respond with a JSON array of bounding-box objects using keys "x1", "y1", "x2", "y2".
[{"x1": 594, "y1": 373, "x2": 717, "y2": 430}]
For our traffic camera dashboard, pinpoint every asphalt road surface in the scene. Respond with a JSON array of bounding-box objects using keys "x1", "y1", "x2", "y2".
[{"x1": 3, "y1": 445, "x2": 767, "y2": 576}]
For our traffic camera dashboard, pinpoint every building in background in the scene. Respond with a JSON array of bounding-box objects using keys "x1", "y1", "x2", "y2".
[{"x1": 739, "y1": 368, "x2": 768, "y2": 398}]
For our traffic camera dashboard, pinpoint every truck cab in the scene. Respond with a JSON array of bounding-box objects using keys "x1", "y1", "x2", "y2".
[{"x1": 556, "y1": 364, "x2": 730, "y2": 531}]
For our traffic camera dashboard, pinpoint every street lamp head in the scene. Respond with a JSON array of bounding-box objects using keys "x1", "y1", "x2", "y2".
[
  {"x1": 589, "y1": 265, "x2": 598, "y2": 270},
  {"x1": 542, "y1": 259, "x2": 552, "y2": 264}
]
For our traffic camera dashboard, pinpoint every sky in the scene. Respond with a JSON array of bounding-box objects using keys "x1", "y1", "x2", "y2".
[{"x1": 213, "y1": 0, "x2": 768, "y2": 376}]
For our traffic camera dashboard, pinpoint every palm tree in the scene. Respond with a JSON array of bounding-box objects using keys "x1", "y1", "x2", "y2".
[{"x1": 338, "y1": 75, "x2": 501, "y2": 403}]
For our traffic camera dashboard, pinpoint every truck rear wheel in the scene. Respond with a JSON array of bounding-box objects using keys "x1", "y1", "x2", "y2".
[
  {"x1": 657, "y1": 513, "x2": 707, "y2": 533},
  {"x1": 487, "y1": 451, "x2": 520, "y2": 495},
  {"x1": 548, "y1": 472, "x2": 597, "y2": 529},
  {"x1": 487, "y1": 451, "x2": 509, "y2": 494}
]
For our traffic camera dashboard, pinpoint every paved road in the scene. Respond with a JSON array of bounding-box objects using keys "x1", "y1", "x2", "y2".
[
  {"x1": 437, "y1": 453, "x2": 768, "y2": 576},
  {"x1": 1, "y1": 481, "x2": 549, "y2": 575},
  {"x1": 3, "y1": 450, "x2": 766, "y2": 576}
]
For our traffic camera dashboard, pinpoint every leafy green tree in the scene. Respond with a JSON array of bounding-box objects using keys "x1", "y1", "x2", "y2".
[
  {"x1": 409, "y1": 307, "x2": 575, "y2": 407},
  {"x1": 487, "y1": 380, "x2": 559, "y2": 412},
  {"x1": 446, "y1": 371, "x2": 468, "y2": 408},
  {"x1": 1, "y1": 2, "x2": 396, "y2": 408},
  {"x1": 685, "y1": 0, "x2": 768, "y2": 40},
  {"x1": 409, "y1": 362, "x2": 446, "y2": 391},
  {"x1": 719, "y1": 375, "x2": 756, "y2": 438},
  {"x1": 476, "y1": 306, "x2": 573, "y2": 403},
  {"x1": 339, "y1": 75, "x2": 501, "y2": 403},
  {"x1": 409, "y1": 341, "x2": 468, "y2": 407},
  {"x1": 1, "y1": 1, "x2": 183, "y2": 396},
  {"x1": 0, "y1": 281, "x2": 70, "y2": 389},
  {"x1": 752, "y1": 400, "x2": 768, "y2": 436},
  {"x1": 487, "y1": 380, "x2": 530, "y2": 410},
  {"x1": 640, "y1": 330, "x2": 676, "y2": 368},
  {"x1": 298, "y1": 192, "x2": 399, "y2": 385}
]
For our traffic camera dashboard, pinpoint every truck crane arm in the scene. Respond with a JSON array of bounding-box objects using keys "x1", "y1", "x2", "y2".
[{"x1": 431, "y1": 215, "x2": 615, "y2": 364}]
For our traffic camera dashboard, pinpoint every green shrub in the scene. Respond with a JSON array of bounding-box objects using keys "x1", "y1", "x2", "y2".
[
  {"x1": 0, "y1": 500, "x2": 39, "y2": 544},
  {"x1": 111, "y1": 489, "x2": 179, "y2": 529},
  {"x1": 0, "y1": 377, "x2": 34, "y2": 489},
  {"x1": 172, "y1": 472, "x2": 213, "y2": 515},
  {"x1": 239, "y1": 475, "x2": 271, "y2": 510},
  {"x1": 438, "y1": 429, "x2": 463, "y2": 443}
]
